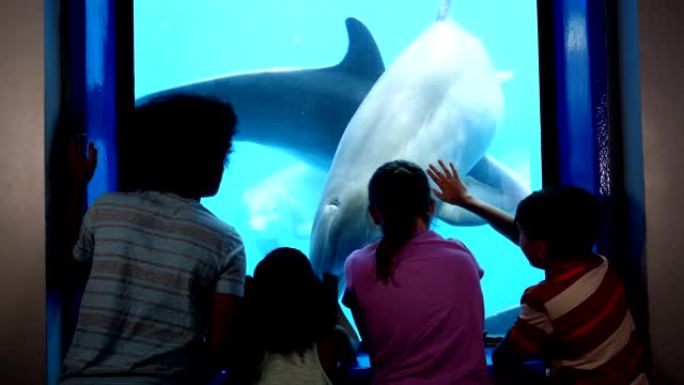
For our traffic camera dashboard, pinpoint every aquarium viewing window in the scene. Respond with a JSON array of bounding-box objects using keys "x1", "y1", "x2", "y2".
[{"x1": 134, "y1": 0, "x2": 543, "y2": 325}]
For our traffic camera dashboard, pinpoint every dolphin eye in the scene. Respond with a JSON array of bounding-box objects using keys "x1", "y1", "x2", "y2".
[{"x1": 328, "y1": 198, "x2": 341, "y2": 207}]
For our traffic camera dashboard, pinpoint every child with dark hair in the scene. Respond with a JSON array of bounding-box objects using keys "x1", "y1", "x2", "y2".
[
  {"x1": 123, "y1": 93, "x2": 238, "y2": 197},
  {"x1": 232, "y1": 247, "x2": 355, "y2": 385},
  {"x1": 60, "y1": 94, "x2": 246, "y2": 385},
  {"x1": 428, "y1": 160, "x2": 648, "y2": 385},
  {"x1": 342, "y1": 160, "x2": 489, "y2": 385}
]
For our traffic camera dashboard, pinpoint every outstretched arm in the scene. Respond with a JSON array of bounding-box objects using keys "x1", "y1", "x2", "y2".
[{"x1": 427, "y1": 160, "x2": 520, "y2": 244}]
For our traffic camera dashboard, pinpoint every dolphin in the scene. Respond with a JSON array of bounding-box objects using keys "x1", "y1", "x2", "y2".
[
  {"x1": 136, "y1": 17, "x2": 385, "y2": 167},
  {"x1": 310, "y1": 1, "x2": 531, "y2": 278},
  {"x1": 243, "y1": 162, "x2": 326, "y2": 239}
]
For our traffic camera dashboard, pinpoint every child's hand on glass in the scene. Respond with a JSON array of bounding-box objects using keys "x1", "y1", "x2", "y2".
[
  {"x1": 68, "y1": 136, "x2": 98, "y2": 188},
  {"x1": 427, "y1": 160, "x2": 474, "y2": 208}
]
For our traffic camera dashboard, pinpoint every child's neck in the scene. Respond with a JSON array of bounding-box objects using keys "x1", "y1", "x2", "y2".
[
  {"x1": 544, "y1": 253, "x2": 596, "y2": 277},
  {"x1": 415, "y1": 217, "x2": 429, "y2": 231},
  {"x1": 176, "y1": 191, "x2": 201, "y2": 201}
]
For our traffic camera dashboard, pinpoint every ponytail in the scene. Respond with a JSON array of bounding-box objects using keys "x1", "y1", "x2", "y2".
[
  {"x1": 369, "y1": 160, "x2": 432, "y2": 284},
  {"x1": 376, "y1": 214, "x2": 416, "y2": 283}
]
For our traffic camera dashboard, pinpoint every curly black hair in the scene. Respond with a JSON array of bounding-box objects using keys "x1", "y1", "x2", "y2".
[{"x1": 122, "y1": 93, "x2": 237, "y2": 198}]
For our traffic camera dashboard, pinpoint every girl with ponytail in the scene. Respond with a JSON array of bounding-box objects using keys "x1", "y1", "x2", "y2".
[
  {"x1": 368, "y1": 160, "x2": 434, "y2": 283},
  {"x1": 342, "y1": 160, "x2": 488, "y2": 385}
]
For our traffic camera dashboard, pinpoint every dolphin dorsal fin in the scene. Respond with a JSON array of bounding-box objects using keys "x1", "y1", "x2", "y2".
[
  {"x1": 437, "y1": 0, "x2": 451, "y2": 21},
  {"x1": 338, "y1": 18, "x2": 385, "y2": 79}
]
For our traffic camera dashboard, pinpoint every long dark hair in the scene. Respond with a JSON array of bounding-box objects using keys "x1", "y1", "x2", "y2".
[
  {"x1": 368, "y1": 160, "x2": 433, "y2": 283},
  {"x1": 233, "y1": 248, "x2": 338, "y2": 384}
]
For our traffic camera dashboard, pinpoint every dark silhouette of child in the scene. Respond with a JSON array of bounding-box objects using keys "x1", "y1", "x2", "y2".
[
  {"x1": 60, "y1": 94, "x2": 246, "y2": 385},
  {"x1": 232, "y1": 247, "x2": 355, "y2": 385},
  {"x1": 428, "y1": 159, "x2": 648, "y2": 385}
]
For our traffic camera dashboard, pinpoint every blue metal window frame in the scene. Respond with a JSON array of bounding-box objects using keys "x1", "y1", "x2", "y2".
[
  {"x1": 538, "y1": 0, "x2": 647, "y2": 343},
  {"x1": 47, "y1": 1, "x2": 132, "y2": 384},
  {"x1": 539, "y1": 0, "x2": 607, "y2": 190}
]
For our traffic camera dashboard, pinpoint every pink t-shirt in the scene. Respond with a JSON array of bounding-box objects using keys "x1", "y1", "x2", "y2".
[{"x1": 343, "y1": 230, "x2": 488, "y2": 385}]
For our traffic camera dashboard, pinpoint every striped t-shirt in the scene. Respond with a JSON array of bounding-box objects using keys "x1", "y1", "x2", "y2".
[
  {"x1": 506, "y1": 254, "x2": 648, "y2": 385},
  {"x1": 60, "y1": 191, "x2": 246, "y2": 385}
]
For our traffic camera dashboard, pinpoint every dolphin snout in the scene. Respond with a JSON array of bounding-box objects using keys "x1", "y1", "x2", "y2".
[
  {"x1": 310, "y1": 201, "x2": 341, "y2": 276},
  {"x1": 310, "y1": 193, "x2": 374, "y2": 280}
]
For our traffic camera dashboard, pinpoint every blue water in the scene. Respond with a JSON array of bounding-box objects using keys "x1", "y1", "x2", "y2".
[{"x1": 134, "y1": 0, "x2": 543, "y2": 319}]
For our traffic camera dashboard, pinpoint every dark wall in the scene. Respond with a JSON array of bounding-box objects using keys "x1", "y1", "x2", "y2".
[
  {"x1": 635, "y1": 0, "x2": 684, "y2": 383},
  {"x1": 0, "y1": 0, "x2": 46, "y2": 384}
]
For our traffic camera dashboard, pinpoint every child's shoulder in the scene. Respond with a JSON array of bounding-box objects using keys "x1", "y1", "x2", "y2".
[
  {"x1": 90, "y1": 191, "x2": 174, "y2": 212},
  {"x1": 520, "y1": 280, "x2": 554, "y2": 310},
  {"x1": 88, "y1": 191, "x2": 139, "y2": 210},
  {"x1": 523, "y1": 256, "x2": 612, "y2": 311},
  {"x1": 423, "y1": 230, "x2": 471, "y2": 252},
  {"x1": 91, "y1": 191, "x2": 240, "y2": 239},
  {"x1": 192, "y1": 202, "x2": 240, "y2": 237},
  {"x1": 348, "y1": 243, "x2": 377, "y2": 262}
]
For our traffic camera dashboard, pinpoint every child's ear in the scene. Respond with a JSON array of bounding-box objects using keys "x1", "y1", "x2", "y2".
[
  {"x1": 428, "y1": 199, "x2": 436, "y2": 216},
  {"x1": 369, "y1": 205, "x2": 382, "y2": 225},
  {"x1": 523, "y1": 239, "x2": 548, "y2": 268},
  {"x1": 533, "y1": 240, "x2": 549, "y2": 266},
  {"x1": 537, "y1": 240, "x2": 548, "y2": 257}
]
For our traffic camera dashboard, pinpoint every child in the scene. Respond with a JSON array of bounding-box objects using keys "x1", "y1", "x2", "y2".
[
  {"x1": 232, "y1": 247, "x2": 355, "y2": 385},
  {"x1": 428, "y1": 160, "x2": 648, "y2": 385},
  {"x1": 60, "y1": 94, "x2": 246, "y2": 385},
  {"x1": 343, "y1": 160, "x2": 489, "y2": 385}
]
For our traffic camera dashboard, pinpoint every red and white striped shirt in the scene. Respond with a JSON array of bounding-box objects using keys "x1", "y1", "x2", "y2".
[{"x1": 506, "y1": 255, "x2": 648, "y2": 385}]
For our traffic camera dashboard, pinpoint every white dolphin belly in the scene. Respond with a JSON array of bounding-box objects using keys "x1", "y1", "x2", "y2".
[{"x1": 311, "y1": 19, "x2": 517, "y2": 278}]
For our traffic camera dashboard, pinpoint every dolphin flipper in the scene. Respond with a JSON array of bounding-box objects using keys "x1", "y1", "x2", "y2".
[
  {"x1": 485, "y1": 306, "x2": 521, "y2": 336},
  {"x1": 435, "y1": 155, "x2": 531, "y2": 226},
  {"x1": 310, "y1": 201, "x2": 340, "y2": 275}
]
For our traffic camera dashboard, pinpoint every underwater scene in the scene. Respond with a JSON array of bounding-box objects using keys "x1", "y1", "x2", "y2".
[{"x1": 134, "y1": 0, "x2": 543, "y2": 328}]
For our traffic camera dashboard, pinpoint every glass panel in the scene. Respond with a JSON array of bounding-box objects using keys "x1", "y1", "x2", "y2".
[{"x1": 134, "y1": 0, "x2": 543, "y2": 326}]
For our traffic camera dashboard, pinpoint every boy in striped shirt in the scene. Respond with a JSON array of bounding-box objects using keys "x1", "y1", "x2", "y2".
[
  {"x1": 60, "y1": 95, "x2": 246, "y2": 385},
  {"x1": 428, "y1": 160, "x2": 648, "y2": 385}
]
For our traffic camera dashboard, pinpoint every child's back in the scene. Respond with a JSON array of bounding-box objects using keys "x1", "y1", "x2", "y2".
[
  {"x1": 257, "y1": 346, "x2": 333, "y2": 385},
  {"x1": 62, "y1": 190, "x2": 245, "y2": 384},
  {"x1": 344, "y1": 231, "x2": 486, "y2": 385},
  {"x1": 61, "y1": 95, "x2": 245, "y2": 385},
  {"x1": 507, "y1": 253, "x2": 646, "y2": 384}
]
